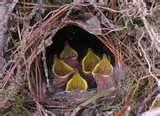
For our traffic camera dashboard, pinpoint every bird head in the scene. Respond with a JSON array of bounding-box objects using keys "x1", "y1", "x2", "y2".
[
  {"x1": 60, "y1": 42, "x2": 78, "y2": 60},
  {"x1": 52, "y1": 55, "x2": 74, "y2": 78},
  {"x1": 92, "y1": 54, "x2": 113, "y2": 76},
  {"x1": 65, "y1": 71, "x2": 88, "y2": 92},
  {"x1": 82, "y1": 48, "x2": 100, "y2": 74}
]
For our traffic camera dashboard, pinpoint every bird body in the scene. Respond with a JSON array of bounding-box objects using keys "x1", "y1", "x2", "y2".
[
  {"x1": 52, "y1": 44, "x2": 116, "y2": 92},
  {"x1": 92, "y1": 54, "x2": 115, "y2": 90}
]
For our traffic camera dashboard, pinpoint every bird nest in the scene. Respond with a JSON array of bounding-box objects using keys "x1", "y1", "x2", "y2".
[{"x1": 0, "y1": 0, "x2": 160, "y2": 115}]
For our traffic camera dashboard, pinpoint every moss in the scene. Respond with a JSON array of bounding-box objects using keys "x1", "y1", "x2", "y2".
[{"x1": 5, "y1": 94, "x2": 26, "y2": 116}]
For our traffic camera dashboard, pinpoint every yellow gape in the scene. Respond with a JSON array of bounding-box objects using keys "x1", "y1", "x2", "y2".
[
  {"x1": 52, "y1": 56, "x2": 74, "y2": 78},
  {"x1": 65, "y1": 72, "x2": 88, "y2": 91},
  {"x1": 60, "y1": 42, "x2": 78, "y2": 59},
  {"x1": 82, "y1": 48, "x2": 100, "y2": 74},
  {"x1": 92, "y1": 54, "x2": 113, "y2": 75}
]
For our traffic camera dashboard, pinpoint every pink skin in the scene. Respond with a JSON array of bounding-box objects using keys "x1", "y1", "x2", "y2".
[
  {"x1": 93, "y1": 74, "x2": 116, "y2": 90},
  {"x1": 92, "y1": 63, "x2": 128, "y2": 91},
  {"x1": 64, "y1": 57, "x2": 81, "y2": 70}
]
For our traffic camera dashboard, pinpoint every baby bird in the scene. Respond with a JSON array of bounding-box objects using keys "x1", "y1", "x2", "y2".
[
  {"x1": 82, "y1": 48, "x2": 100, "y2": 74},
  {"x1": 81, "y1": 48, "x2": 100, "y2": 89},
  {"x1": 52, "y1": 55, "x2": 74, "y2": 79},
  {"x1": 92, "y1": 54, "x2": 113, "y2": 75},
  {"x1": 65, "y1": 71, "x2": 88, "y2": 92},
  {"x1": 51, "y1": 55, "x2": 75, "y2": 91},
  {"x1": 60, "y1": 42, "x2": 79, "y2": 69},
  {"x1": 92, "y1": 54, "x2": 115, "y2": 90}
]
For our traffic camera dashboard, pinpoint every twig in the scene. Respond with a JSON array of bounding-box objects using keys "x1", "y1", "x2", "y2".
[{"x1": 71, "y1": 89, "x2": 115, "y2": 116}]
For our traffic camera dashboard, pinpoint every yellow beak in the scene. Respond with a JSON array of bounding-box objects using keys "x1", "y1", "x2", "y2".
[
  {"x1": 65, "y1": 71, "x2": 88, "y2": 91},
  {"x1": 92, "y1": 54, "x2": 114, "y2": 90},
  {"x1": 60, "y1": 42, "x2": 78, "y2": 59},
  {"x1": 92, "y1": 54, "x2": 113, "y2": 76},
  {"x1": 82, "y1": 48, "x2": 100, "y2": 74},
  {"x1": 52, "y1": 56, "x2": 74, "y2": 78}
]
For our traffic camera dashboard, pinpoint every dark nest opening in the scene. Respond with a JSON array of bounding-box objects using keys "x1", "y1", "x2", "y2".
[{"x1": 46, "y1": 24, "x2": 115, "y2": 91}]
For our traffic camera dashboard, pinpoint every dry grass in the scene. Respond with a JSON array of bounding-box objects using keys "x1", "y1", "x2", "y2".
[{"x1": 0, "y1": 0, "x2": 160, "y2": 115}]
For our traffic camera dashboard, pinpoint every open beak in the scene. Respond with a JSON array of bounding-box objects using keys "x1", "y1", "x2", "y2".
[
  {"x1": 65, "y1": 71, "x2": 88, "y2": 92},
  {"x1": 82, "y1": 48, "x2": 100, "y2": 74},
  {"x1": 92, "y1": 54, "x2": 115, "y2": 90},
  {"x1": 60, "y1": 42, "x2": 79, "y2": 69},
  {"x1": 52, "y1": 55, "x2": 74, "y2": 79}
]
